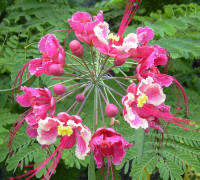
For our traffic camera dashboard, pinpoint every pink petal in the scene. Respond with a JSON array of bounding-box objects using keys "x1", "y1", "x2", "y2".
[
  {"x1": 76, "y1": 132, "x2": 86, "y2": 154},
  {"x1": 16, "y1": 94, "x2": 31, "y2": 107},
  {"x1": 45, "y1": 35, "x2": 59, "y2": 59},
  {"x1": 94, "y1": 150, "x2": 103, "y2": 168},
  {"x1": 137, "y1": 26, "x2": 154, "y2": 45},
  {"x1": 63, "y1": 132, "x2": 76, "y2": 149},
  {"x1": 72, "y1": 12, "x2": 92, "y2": 22},
  {"x1": 38, "y1": 35, "x2": 48, "y2": 53},
  {"x1": 145, "y1": 84, "x2": 166, "y2": 106},
  {"x1": 25, "y1": 112, "x2": 38, "y2": 126},
  {"x1": 37, "y1": 126, "x2": 58, "y2": 145},
  {"x1": 112, "y1": 141, "x2": 125, "y2": 165},
  {"x1": 26, "y1": 125, "x2": 38, "y2": 138},
  {"x1": 28, "y1": 58, "x2": 43, "y2": 76}
]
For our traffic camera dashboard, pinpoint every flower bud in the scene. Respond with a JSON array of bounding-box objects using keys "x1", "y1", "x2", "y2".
[
  {"x1": 105, "y1": 104, "x2": 118, "y2": 117},
  {"x1": 53, "y1": 84, "x2": 66, "y2": 95},
  {"x1": 49, "y1": 64, "x2": 64, "y2": 76},
  {"x1": 76, "y1": 93, "x2": 85, "y2": 102},
  {"x1": 114, "y1": 53, "x2": 129, "y2": 66},
  {"x1": 69, "y1": 40, "x2": 83, "y2": 58}
]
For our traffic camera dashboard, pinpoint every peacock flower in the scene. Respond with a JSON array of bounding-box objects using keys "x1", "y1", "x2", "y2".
[
  {"x1": 36, "y1": 112, "x2": 91, "y2": 160},
  {"x1": 28, "y1": 34, "x2": 65, "y2": 76},
  {"x1": 12, "y1": 113, "x2": 91, "y2": 179},
  {"x1": 16, "y1": 86, "x2": 55, "y2": 120},
  {"x1": 68, "y1": 11, "x2": 103, "y2": 45},
  {"x1": 89, "y1": 128, "x2": 133, "y2": 168},
  {"x1": 123, "y1": 77, "x2": 190, "y2": 131},
  {"x1": 93, "y1": 21, "x2": 139, "y2": 57},
  {"x1": 122, "y1": 77, "x2": 166, "y2": 130}
]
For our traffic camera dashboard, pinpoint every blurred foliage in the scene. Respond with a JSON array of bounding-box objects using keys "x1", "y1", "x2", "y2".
[{"x1": 0, "y1": 0, "x2": 199, "y2": 180}]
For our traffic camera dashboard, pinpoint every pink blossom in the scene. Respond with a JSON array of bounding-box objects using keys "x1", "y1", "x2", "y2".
[
  {"x1": 13, "y1": 113, "x2": 91, "y2": 179},
  {"x1": 122, "y1": 77, "x2": 166, "y2": 130},
  {"x1": 89, "y1": 128, "x2": 133, "y2": 168},
  {"x1": 122, "y1": 77, "x2": 190, "y2": 131},
  {"x1": 35, "y1": 112, "x2": 91, "y2": 160},
  {"x1": 93, "y1": 21, "x2": 138, "y2": 58},
  {"x1": 16, "y1": 86, "x2": 55, "y2": 119},
  {"x1": 68, "y1": 11, "x2": 103, "y2": 45},
  {"x1": 28, "y1": 34, "x2": 65, "y2": 76}
]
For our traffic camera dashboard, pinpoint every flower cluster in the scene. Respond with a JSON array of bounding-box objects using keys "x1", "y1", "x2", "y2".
[{"x1": 10, "y1": 0, "x2": 193, "y2": 179}]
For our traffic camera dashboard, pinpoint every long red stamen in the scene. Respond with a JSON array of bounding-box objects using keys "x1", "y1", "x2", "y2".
[
  {"x1": 109, "y1": 157, "x2": 114, "y2": 180},
  {"x1": 10, "y1": 142, "x2": 63, "y2": 179},
  {"x1": 106, "y1": 156, "x2": 110, "y2": 180},
  {"x1": 143, "y1": 105, "x2": 192, "y2": 130},
  {"x1": 8, "y1": 109, "x2": 32, "y2": 153},
  {"x1": 44, "y1": 139, "x2": 66, "y2": 179},
  {"x1": 117, "y1": 0, "x2": 142, "y2": 36},
  {"x1": 173, "y1": 78, "x2": 189, "y2": 118}
]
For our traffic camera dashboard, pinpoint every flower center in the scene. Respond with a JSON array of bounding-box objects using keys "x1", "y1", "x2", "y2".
[
  {"x1": 58, "y1": 125, "x2": 73, "y2": 136},
  {"x1": 108, "y1": 33, "x2": 120, "y2": 41},
  {"x1": 137, "y1": 93, "x2": 148, "y2": 108}
]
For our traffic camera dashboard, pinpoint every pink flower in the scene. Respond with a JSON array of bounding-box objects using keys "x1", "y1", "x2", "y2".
[
  {"x1": 92, "y1": 1, "x2": 143, "y2": 59},
  {"x1": 68, "y1": 11, "x2": 103, "y2": 45},
  {"x1": 16, "y1": 86, "x2": 55, "y2": 119},
  {"x1": 93, "y1": 21, "x2": 138, "y2": 58},
  {"x1": 36, "y1": 112, "x2": 91, "y2": 160},
  {"x1": 13, "y1": 113, "x2": 91, "y2": 179},
  {"x1": 28, "y1": 34, "x2": 65, "y2": 76},
  {"x1": 89, "y1": 128, "x2": 133, "y2": 168},
  {"x1": 122, "y1": 77, "x2": 190, "y2": 131}
]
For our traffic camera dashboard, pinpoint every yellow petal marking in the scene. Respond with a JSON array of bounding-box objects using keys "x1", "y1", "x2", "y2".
[
  {"x1": 108, "y1": 33, "x2": 120, "y2": 41},
  {"x1": 137, "y1": 93, "x2": 148, "y2": 108},
  {"x1": 58, "y1": 125, "x2": 73, "y2": 136}
]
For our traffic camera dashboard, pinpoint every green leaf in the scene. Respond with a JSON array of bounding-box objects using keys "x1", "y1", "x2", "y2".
[
  {"x1": 88, "y1": 153, "x2": 96, "y2": 180},
  {"x1": 135, "y1": 128, "x2": 145, "y2": 157}
]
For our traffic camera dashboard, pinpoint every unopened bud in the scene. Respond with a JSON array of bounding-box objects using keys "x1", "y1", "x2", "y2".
[
  {"x1": 76, "y1": 93, "x2": 85, "y2": 102},
  {"x1": 176, "y1": 106, "x2": 182, "y2": 111},
  {"x1": 105, "y1": 104, "x2": 118, "y2": 117},
  {"x1": 69, "y1": 40, "x2": 83, "y2": 58},
  {"x1": 53, "y1": 84, "x2": 66, "y2": 95},
  {"x1": 49, "y1": 64, "x2": 64, "y2": 76}
]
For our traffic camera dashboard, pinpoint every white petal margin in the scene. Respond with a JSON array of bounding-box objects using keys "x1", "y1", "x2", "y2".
[
  {"x1": 94, "y1": 21, "x2": 110, "y2": 45},
  {"x1": 37, "y1": 117, "x2": 61, "y2": 145}
]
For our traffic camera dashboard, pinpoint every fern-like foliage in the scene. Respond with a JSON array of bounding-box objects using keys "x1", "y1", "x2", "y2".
[{"x1": 0, "y1": 1, "x2": 199, "y2": 180}]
